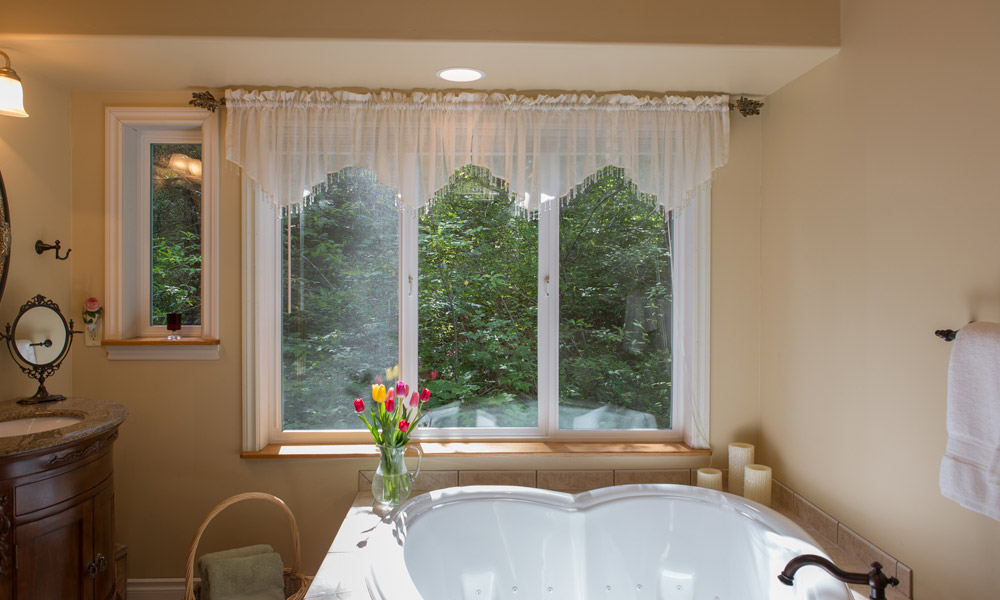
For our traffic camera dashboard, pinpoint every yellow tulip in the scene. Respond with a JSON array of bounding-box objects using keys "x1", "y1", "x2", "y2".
[
  {"x1": 372, "y1": 384, "x2": 386, "y2": 404},
  {"x1": 385, "y1": 365, "x2": 399, "y2": 382}
]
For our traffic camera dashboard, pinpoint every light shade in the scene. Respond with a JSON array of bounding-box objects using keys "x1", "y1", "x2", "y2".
[
  {"x1": 436, "y1": 67, "x2": 485, "y2": 83},
  {"x1": 0, "y1": 51, "x2": 28, "y2": 118}
]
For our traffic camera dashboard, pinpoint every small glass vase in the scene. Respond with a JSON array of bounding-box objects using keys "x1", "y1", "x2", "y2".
[{"x1": 372, "y1": 444, "x2": 422, "y2": 507}]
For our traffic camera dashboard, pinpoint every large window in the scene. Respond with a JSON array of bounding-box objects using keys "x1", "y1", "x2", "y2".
[{"x1": 272, "y1": 165, "x2": 691, "y2": 440}]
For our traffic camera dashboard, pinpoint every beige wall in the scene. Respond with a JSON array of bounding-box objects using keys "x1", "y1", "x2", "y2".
[
  {"x1": 67, "y1": 92, "x2": 761, "y2": 577},
  {"x1": 2, "y1": 0, "x2": 839, "y2": 47},
  {"x1": 0, "y1": 75, "x2": 73, "y2": 398},
  {"x1": 759, "y1": 0, "x2": 1000, "y2": 598}
]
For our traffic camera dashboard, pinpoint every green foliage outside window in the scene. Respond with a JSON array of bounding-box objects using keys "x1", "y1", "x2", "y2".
[
  {"x1": 150, "y1": 143, "x2": 202, "y2": 326},
  {"x1": 280, "y1": 165, "x2": 673, "y2": 431},
  {"x1": 417, "y1": 167, "x2": 538, "y2": 427},
  {"x1": 559, "y1": 168, "x2": 673, "y2": 429},
  {"x1": 282, "y1": 169, "x2": 399, "y2": 430}
]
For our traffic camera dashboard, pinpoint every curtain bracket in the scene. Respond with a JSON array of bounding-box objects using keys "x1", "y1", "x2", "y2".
[{"x1": 191, "y1": 91, "x2": 226, "y2": 113}]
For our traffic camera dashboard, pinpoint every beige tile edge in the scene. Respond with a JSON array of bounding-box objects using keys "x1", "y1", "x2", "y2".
[{"x1": 775, "y1": 479, "x2": 912, "y2": 599}]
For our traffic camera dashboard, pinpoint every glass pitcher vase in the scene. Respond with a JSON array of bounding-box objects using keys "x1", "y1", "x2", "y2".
[{"x1": 372, "y1": 444, "x2": 423, "y2": 507}]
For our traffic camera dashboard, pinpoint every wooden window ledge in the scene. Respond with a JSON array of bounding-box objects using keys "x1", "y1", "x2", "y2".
[
  {"x1": 102, "y1": 338, "x2": 220, "y2": 361},
  {"x1": 241, "y1": 442, "x2": 711, "y2": 459}
]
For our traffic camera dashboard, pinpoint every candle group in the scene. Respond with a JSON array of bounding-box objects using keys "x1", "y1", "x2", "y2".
[{"x1": 721, "y1": 442, "x2": 773, "y2": 506}]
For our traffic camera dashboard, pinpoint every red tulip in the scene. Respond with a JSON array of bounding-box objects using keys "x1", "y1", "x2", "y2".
[
  {"x1": 420, "y1": 389, "x2": 431, "y2": 403},
  {"x1": 399, "y1": 420, "x2": 410, "y2": 432},
  {"x1": 386, "y1": 395, "x2": 395, "y2": 413},
  {"x1": 353, "y1": 398, "x2": 364, "y2": 412},
  {"x1": 430, "y1": 370, "x2": 439, "y2": 380},
  {"x1": 409, "y1": 391, "x2": 419, "y2": 407},
  {"x1": 396, "y1": 381, "x2": 409, "y2": 397}
]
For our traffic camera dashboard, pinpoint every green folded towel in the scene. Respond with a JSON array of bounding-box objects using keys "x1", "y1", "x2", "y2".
[
  {"x1": 205, "y1": 552, "x2": 284, "y2": 600},
  {"x1": 198, "y1": 544, "x2": 276, "y2": 600}
]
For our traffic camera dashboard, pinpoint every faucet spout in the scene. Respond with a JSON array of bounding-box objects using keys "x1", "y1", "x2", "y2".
[{"x1": 778, "y1": 554, "x2": 900, "y2": 600}]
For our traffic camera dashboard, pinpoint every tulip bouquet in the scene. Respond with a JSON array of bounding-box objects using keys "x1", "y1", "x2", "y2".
[
  {"x1": 354, "y1": 380, "x2": 431, "y2": 448},
  {"x1": 354, "y1": 380, "x2": 431, "y2": 506}
]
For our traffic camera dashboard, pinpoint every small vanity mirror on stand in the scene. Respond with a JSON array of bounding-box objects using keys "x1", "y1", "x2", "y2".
[{"x1": 1, "y1": 295, "x2": 78, "y2": 404}]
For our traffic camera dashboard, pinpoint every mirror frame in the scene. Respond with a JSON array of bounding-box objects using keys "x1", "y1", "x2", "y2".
[
  {"x1": 0, "y1": 168, "x2": 9, "y2": 307},
  {"x1": 2, "y1": 295, "x2": 77, "y2": 404}
]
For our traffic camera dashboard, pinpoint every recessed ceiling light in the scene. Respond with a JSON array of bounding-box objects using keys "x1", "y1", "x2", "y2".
[{"x1": 436, "y1": 67, "x2": 485, "y2": 83}]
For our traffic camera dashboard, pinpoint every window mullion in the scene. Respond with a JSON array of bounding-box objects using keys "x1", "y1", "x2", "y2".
[
  {"x1": 401, "y1": 208, "x2": 419, "y2": 389},
  {"x1": 538, "y1": 202, "x2": 560, "y2": 436}
]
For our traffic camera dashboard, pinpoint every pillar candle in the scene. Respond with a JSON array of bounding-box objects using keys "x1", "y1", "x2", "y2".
[
  {"x1": 744, "y1": 464, "x2": 773, "y2": 506},
  {"x1": 696, "y1": 467, "x2": 723, "y2": 491},
  {"x1": 728, "y1": 442, "x2": 754, "y2": 495}
]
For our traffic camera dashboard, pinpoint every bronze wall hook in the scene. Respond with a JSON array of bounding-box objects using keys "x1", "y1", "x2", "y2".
[{"x1": 35, "y1": 239, "x2": 71, "y2": 260}]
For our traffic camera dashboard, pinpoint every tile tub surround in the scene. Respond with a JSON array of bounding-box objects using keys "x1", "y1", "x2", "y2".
[
  {"x1": 771, "y1": 480, "x2": 911, "y2": 599},
  {"x1": 327, "y1": 470, "x2": 911, "y2": 600}
]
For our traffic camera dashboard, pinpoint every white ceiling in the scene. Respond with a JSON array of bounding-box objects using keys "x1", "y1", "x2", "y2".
[{"x1": 4, "y1": 35, "x2": 838, "y2": 96}]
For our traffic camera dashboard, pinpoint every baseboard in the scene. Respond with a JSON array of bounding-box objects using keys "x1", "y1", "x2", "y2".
[{"x1": 127, "y1": 578, "x2": 189, "y2": 600}]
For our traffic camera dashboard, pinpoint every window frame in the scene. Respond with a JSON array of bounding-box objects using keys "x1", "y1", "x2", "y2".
[
  {"x1": 105, "y1": 107, "x2": 219, "y2": 360},
  {"x1": 242, "y1": 176, "x2": 710, "y2": 451}
]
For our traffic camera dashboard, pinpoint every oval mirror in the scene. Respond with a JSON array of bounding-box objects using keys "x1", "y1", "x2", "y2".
[
  {"x1": 2, "y1": 295, "x2": 76, "y2": 404},
  {"x1": 12, "y1": 305, "x2": 69, "y2": 366},
  {"x1": 0, "y1": 168, "x2": 10, "y2": 307}
]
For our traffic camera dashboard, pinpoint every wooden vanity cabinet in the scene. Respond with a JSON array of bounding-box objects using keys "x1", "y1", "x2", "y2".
[{"x1": 0, "y1": 428, "x2": 119, "y2": 600}]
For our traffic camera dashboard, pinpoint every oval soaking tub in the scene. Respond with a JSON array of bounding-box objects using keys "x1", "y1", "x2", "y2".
[{"x1": 367, "y1": 484, "x2": 851, "y2": 600}]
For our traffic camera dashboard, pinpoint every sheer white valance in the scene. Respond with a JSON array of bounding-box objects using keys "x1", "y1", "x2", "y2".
[{"x1": 225, "y1": 89, "x2": 730, "y2": 213}]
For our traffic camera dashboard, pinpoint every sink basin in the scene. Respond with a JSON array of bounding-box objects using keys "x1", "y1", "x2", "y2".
[{"x1": 0, "y1": 416, "x2": 83, "y2": 437}]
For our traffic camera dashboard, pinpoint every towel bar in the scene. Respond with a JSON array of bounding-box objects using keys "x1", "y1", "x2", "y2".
[{"x1": 935, "y1": 329, "x2": 959, "y2": 342}]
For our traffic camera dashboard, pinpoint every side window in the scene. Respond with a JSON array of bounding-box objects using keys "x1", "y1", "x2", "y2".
[{"x1": 105, "y1": 107, "x2": 218, "y2": 360}]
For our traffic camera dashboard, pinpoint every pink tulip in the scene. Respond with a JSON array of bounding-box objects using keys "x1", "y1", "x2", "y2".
[
  {"x1": 353, "y1": 398, "x2": 364, "y2": 412},
  {"x1": 396, "y1": 381, "x2": 409, "y2": 398},
  {"x1": 430, "y1": 370, "x2": 439, "y2": 380},
  {"x1": 409, "y1": 391, "x2": 419, "y2": 407},
  {"x1": 374, "y1": 374, "x2": 384, "y2": 385},
  {"x1": 399, "y1": 420, "x2": 410, "y2": 432},
  {"x1": 386, "y1": 388, "x2": 395, "y2": 404},
  {"x1": 420, "y1": 389, "x2": 431, "y2": 403}
]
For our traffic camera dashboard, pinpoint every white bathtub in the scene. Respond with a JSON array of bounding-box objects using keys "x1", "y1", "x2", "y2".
[{"x1": 367, "y1": 484, "x2": 852, "y2": 600}]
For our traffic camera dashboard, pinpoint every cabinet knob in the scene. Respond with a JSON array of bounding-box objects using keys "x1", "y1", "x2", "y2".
[
  {"x1": 85, "y1": 560, "x2": 97, "y2": 580},
  {"x1": 96, "y1": 553, "x2": 108, "y2": 573}
]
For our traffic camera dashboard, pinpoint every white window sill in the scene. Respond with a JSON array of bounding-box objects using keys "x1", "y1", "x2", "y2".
[{"x1": 102, "y1": 338, "x2": 220, "y2": 361}]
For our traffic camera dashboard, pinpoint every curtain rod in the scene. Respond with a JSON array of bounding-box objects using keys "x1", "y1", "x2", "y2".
[{"x1": 189, "y1": 90, "x2": 763, "y2": 117}]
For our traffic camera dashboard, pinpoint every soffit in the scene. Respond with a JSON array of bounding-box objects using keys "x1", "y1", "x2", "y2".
[{"x1": 3, "y1": 36, "x2": 838, "y2": 96}]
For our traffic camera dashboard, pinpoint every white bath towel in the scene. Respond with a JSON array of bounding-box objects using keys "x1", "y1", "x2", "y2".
[
  {"x1": 940, "y1": 322, "x2": 1000, "y2": 521},
  {"x1": 14, "y1": 339, "x2": 36, "y2": 363}
]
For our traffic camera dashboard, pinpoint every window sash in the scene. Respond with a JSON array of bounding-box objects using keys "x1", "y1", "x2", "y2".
[
  {"x1": 243, "y1": 178, "x2": 709, "y2": 449},
  {"x1": 137, "y1": 129, "x2": 204, "y2": 338}
]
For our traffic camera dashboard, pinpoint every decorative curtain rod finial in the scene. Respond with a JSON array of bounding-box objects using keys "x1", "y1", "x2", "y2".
[
  {"x1": 190, "y1": 91, "x2": 225, "y2": 112},
  {"x1": 729, "y1": 96, "x2": 764, "y2": 117}
]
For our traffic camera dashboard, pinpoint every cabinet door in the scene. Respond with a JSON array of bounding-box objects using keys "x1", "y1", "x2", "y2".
[
  {"x1": 93, "y1": 485, "x2": 115, "y2": 600},
  {"x1": 15, "y1": 500, "x2": 94, "y2": 600}
]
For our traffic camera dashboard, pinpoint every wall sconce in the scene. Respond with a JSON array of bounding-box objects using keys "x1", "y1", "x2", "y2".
[{"x1": 0, "y1": 51, "x2": 29, "y2": 118}]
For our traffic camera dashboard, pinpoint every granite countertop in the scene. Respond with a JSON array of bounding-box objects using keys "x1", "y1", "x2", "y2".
[{"x1": 0, "y1": 397, "x2": 128, "y2": 458}]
